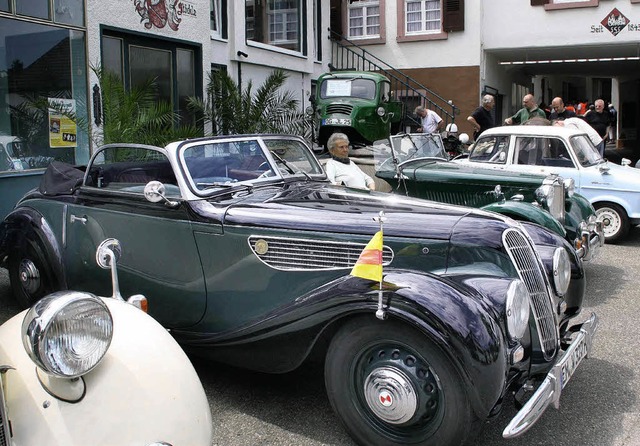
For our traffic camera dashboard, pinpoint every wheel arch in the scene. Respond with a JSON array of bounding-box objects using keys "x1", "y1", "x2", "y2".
[
  {"x1": 310, "y1": 272, "x2": 509, "y2": 421},
  {"x1": 0, "y1": 207, "x2": 66, "y2": 290}
]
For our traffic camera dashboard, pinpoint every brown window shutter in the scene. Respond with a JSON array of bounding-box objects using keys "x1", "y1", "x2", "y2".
[
  {"x1": 531, "y1": 0, "x2": 549, "y2": 5},
  {"x1": 443, "y1": 0, "x2": 464, "y2": 32}
]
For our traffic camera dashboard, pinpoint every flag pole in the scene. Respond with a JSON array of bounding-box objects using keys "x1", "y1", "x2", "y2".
[{"x1": 374, "y1": 210, "x2": 386, "y2": 320}]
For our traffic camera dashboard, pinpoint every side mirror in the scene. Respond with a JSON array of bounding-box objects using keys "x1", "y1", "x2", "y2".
[
  {"x1": 499, "y1": 152, "x2": 506, "y2": 162},
  {"x1": 621, "y1": 158, "x2": 631, "y2": 167},
  {"x1": 96, "y1": 238, "x2": 147, "y2": 311},
  {"x1": 144, "y1": 181, "x2": 179, "y2": 208}
]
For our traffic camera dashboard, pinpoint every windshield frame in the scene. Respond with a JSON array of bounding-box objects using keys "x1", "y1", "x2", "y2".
[{"x1": 569, "y1": 134, "x2": 604, "y2": 167}]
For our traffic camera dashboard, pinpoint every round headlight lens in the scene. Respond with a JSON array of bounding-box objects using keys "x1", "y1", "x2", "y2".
[
  {"x1": 22, "y1": 291, "x2": 113, "y2": 378},
  {"x1": 376, "y1": 106, "x2": 386, "y2": 117},
  {"x1": 552, "y1": 247, "x2": 571, "y2": 297},
  {"x1": 505, "y1": 280, "x2": 530, "y2": 340}
]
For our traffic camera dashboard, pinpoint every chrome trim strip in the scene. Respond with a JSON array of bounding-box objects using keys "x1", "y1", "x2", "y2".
[
  {"x1": 248, "y1": 235, "x2": 394, "y2": 271},
  {"x1": 0, "y1": 366, "x2": 13, "y2": 446},
  {"x1": 503, "y1": 312, "x2": 598, "y2": 438}
]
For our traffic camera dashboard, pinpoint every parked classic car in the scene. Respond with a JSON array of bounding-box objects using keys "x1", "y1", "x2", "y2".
[
  {"x1": 0, "y1": 134, "x2": 597, "y2": 446},
  {"x1": 309, "y1": 71, "x2": 403, "y2": 148},
  {"x1": 0, "y1": 238, "x2": 212, "y2": 445},
  {"x1": 455, "y1": 125, "x2": 640, "y2": 242},
  {"x1": 372, "y1": 132, "x2": 603, "y2": 261}
]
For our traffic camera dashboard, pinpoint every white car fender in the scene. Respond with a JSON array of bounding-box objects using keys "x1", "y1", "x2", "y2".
[{"x1": 0, "y1": 297, "x2": 213, "y2": 446}]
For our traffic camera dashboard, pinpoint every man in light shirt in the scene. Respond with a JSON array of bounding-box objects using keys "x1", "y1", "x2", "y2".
[
  {"x1": 552, "y1": 118, "x2": 604, "y2": 156},
  {"x1": 414, "y1": 105, "x2": 444, "y2": 134}
]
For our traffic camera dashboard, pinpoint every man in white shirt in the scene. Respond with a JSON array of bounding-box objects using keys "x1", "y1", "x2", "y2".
[
  {"x1": 414, "y1": 105, "x2": 444, "y2": 134},
  {"x1": 553, "y1": 118, "x2": 604, "y2": 156},
  {"x1": 324, "y1": 133, "x2": 376, "y2": 190}
]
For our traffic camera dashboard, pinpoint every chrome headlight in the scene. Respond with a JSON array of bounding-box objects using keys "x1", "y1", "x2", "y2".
[
  {"x1": 376, "y1": 106, "x2": 386, "y2": 117},
  {"x1": 22, "y1": 291, "x2": 113, "y2": 378},
  {"x1": 563, "y1": 178, "x2": 575, "y2": 197},
  {"x1": 505, "y1": 280, "x2": 530, "y2": 340},
  {"x1": 552, "y1": 248, "x2": 571, "y2": 297},
  {"x1": 535, "y1": 184, "x2": 554, "y2": 207}
]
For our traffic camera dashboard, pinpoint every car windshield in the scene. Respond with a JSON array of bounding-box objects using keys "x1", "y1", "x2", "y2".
[
  {"x1": 373, "y1": 133, "x2": 447, "y2": 172},
  {"x1": 320, "y1": 78, "x2": 377, "y2": 100},
  {"x1": 570, "y1": 134, "x2": 604, "y2": 167},
  {"x1": 181, "y1": 137, "x2": 325, "y2": 193}
]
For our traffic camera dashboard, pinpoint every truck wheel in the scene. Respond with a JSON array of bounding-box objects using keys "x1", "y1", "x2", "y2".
[
  {"x1": 8, "y1": 238, "x2": 56, "y2": 308},
  {"x1": 325, "y1": 317, "x2": 476, "y2": 446},
  {"x1": 595, "y1": 202, "x2": 629, "y2": 243}
]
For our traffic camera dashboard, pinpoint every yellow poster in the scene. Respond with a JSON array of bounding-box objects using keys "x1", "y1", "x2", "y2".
[{"x1": 48, "y1": 98, "x2": 77, "y2": 148}]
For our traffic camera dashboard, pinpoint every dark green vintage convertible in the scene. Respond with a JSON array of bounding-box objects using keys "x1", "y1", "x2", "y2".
[
  {"x1": 373, "y1": 133, "x2": 604, "y2": 262},
  {"x1": 0, "y1": 134, "x2": 597, "y2": 446}
]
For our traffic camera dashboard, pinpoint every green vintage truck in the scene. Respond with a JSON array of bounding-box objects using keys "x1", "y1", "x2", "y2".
[{"x1": 309, "y1": 71, "x2": 403, "y2": 148}]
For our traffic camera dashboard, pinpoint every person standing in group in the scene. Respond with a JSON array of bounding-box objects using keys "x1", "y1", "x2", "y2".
[
  {"x1": 552, "y1": 117, "x2": 605, "y2": 156},
  {"x1": 548, "y1": 97, "x2": 576, "y2": 121},
  {"x1": 414, "y1": 105, "x2": 444, "y2": 134},
  {"x1": 467, "y1": 94, "x2": 495, "y2": 140},
  {"x1": 324, "y1": 132, "x2": 376, "y2": 190},
  {"x1": 504, "y1": 94, "x2": 546, "y2": 125},
  {"x1": 584, "y1": 99, "x2": 610, "y2": 150}
]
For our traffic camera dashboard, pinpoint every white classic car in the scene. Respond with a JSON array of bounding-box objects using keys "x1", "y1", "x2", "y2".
[
  {"x1": 0, "y1": 239, "x2": 212, "y2": 446},
  {"x1": 455, "y1": 125, "x2": 640, "y2": 242}
]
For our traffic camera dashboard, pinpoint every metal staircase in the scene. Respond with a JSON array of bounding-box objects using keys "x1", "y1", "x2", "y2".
[{"x1": 328, "y1": 29, "x2": 459, "y2": 131}]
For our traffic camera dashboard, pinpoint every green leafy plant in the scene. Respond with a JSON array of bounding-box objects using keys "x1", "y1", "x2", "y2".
[
  {"x1": 94, "y1": 66, "x2": 200, "y2": 146},
  {"x1": 188, "y1": 69, "x2": 311, "y2": 138}
]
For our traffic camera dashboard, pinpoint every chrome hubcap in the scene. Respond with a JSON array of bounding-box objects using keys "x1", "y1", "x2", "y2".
[
  {"x1": 18, "y1": 259, "x2": 40, "y2": 294},
  {"x1": 596, "y1": 208, "x2": 621, "y2": 237},
  {"x1": 363, "y1": 366, "x2": 418, "y2": 424}
]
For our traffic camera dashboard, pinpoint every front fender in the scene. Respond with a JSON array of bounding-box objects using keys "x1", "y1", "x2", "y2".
[
  {"x1": 481, "y1": 200, "x2": 566, "y2": 238},
  {"x1": 0, "y1": 298, "x2": 212, "y2": 445},
  {"x1": 0, "y1": 207, "x2": 65, "y2": 291},
  {"x1": 381, "y1": 270, "x2": 508, "y2": 420}
]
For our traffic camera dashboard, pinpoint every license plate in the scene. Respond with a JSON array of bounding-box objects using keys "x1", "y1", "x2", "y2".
[
  {"x1": 323, "y1": 118, "x2": 351, "y2": 126},
  {"x1": 560, "y1": 334, "x2": 589, "y2": 388}
]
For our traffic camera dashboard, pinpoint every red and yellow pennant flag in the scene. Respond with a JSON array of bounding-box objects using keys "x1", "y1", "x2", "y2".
[{"x1": 350, "y1": 231, "x2": 383, "y2": 283}]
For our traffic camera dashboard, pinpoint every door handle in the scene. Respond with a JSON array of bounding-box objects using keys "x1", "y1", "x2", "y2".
[{"x1": 70, "y1": 214, "x2": 87, "y2": 225}]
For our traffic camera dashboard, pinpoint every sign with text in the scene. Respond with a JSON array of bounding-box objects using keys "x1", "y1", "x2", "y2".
[{"x1": 48, "y1": 98, "x2": 77, "y2": 148}]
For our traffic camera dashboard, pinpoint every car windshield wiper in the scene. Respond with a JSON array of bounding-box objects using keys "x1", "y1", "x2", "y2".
[
  {"x1": 270, "y1": 151, "x2": 313, "y2": 181},
  {"x1": 197, "y1": 182, "x2": 254, "y2": 194}
]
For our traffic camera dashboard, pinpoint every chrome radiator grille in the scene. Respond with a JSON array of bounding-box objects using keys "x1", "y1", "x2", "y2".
[
  {"x1": 248, "y1": 235, "x2": 394, "y2": 271},
  {"x1": 326, "y1": 104, "x2": 353, "y2": 115},
  {"x1": 503, "y1": 228, "x2": 558, "y2": 359},
  {"x1": 548, "y1": 179, "x2": 565, "y2": 224}
]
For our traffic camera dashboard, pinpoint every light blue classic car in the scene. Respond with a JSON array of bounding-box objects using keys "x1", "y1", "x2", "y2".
[{"x1": 456, "y1": 125, "x2": 640, "y2": 242}]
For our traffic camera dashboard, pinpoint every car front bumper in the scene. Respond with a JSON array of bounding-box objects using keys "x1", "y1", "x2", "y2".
[
  {"x1": 502, "y1": 312, "x2": 599, "y2": 438},
  {"x1": 575, "y1": 218, "x2": 605, "y2": 261}
]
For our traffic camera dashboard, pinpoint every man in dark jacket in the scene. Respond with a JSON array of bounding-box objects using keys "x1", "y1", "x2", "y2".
[{"x1": 584, "y1": 99, "x2": 609, "y2": 156}]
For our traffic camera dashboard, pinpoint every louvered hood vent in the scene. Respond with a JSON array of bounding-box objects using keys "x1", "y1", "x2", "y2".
[{"x1": 248, "y1": 235, "x2": 394, "y2": 271}]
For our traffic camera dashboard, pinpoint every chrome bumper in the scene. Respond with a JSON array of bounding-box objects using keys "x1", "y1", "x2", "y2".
[
  {"x1": 502, "y1": 312, "x2": 599, "y2": 438},
  {"x1": 575, "y1": 219, "x2": 605, "y2": 261}
]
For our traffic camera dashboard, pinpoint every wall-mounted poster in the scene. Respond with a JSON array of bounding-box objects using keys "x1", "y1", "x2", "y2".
[{"x1": 48, "y1": 98, "x2": 77, "y2": 148}]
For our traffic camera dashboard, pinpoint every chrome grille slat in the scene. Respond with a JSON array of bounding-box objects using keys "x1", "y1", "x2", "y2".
[
  {"x1": 249, "y1": 235, "x2": 394, "y2": 271},
  {"x1": 326, "y1": 104, "x2": 353, "y2": 115},
  {"x1": 503, "y1": 228, "x2": 558, "y2": 359}
]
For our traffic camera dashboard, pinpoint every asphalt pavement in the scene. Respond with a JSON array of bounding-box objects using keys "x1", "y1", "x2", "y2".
[{"x1": 1, "y1": 227, "x2": 640, "y2": 446}]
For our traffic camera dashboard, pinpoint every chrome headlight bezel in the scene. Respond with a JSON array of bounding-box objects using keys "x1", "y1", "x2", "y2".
[
  {"x1": 376, "y1": 106, "x2": 386, "y2": 117},
  {"x1": 563, "y1": 177, "x2": 575, "y2": 198},
  {"x1": 552, "y1": 247, "x2": 571, "y2": 297},
  {"x1": 505, "y1": 280, "x2": 531, "y2": 341},
  {"x1": 21, "y1": 291, "x2": 113, "y2": 378},
  {"x1": 535, "y1": 184, "x2": 554, "y2": 208}
]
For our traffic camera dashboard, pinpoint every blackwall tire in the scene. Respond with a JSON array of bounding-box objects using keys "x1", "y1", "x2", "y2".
[
  {"x1": 325, "y1": 317, "x2": 476, "y2": 446},
  {"x1": 595, "y1": 202, "x2": 629, "y2": 243},
  {"x1": 8, "y1": 238, "x2": 56, "y2": 309}
]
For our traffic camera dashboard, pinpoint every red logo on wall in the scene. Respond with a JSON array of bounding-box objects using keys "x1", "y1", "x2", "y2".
[
  {"x1": 134, "y1": 0, "x2": 182, "y2": 31},
  {"x1": 601, "y1": 8, "x2": 629, "y2": 36}
]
